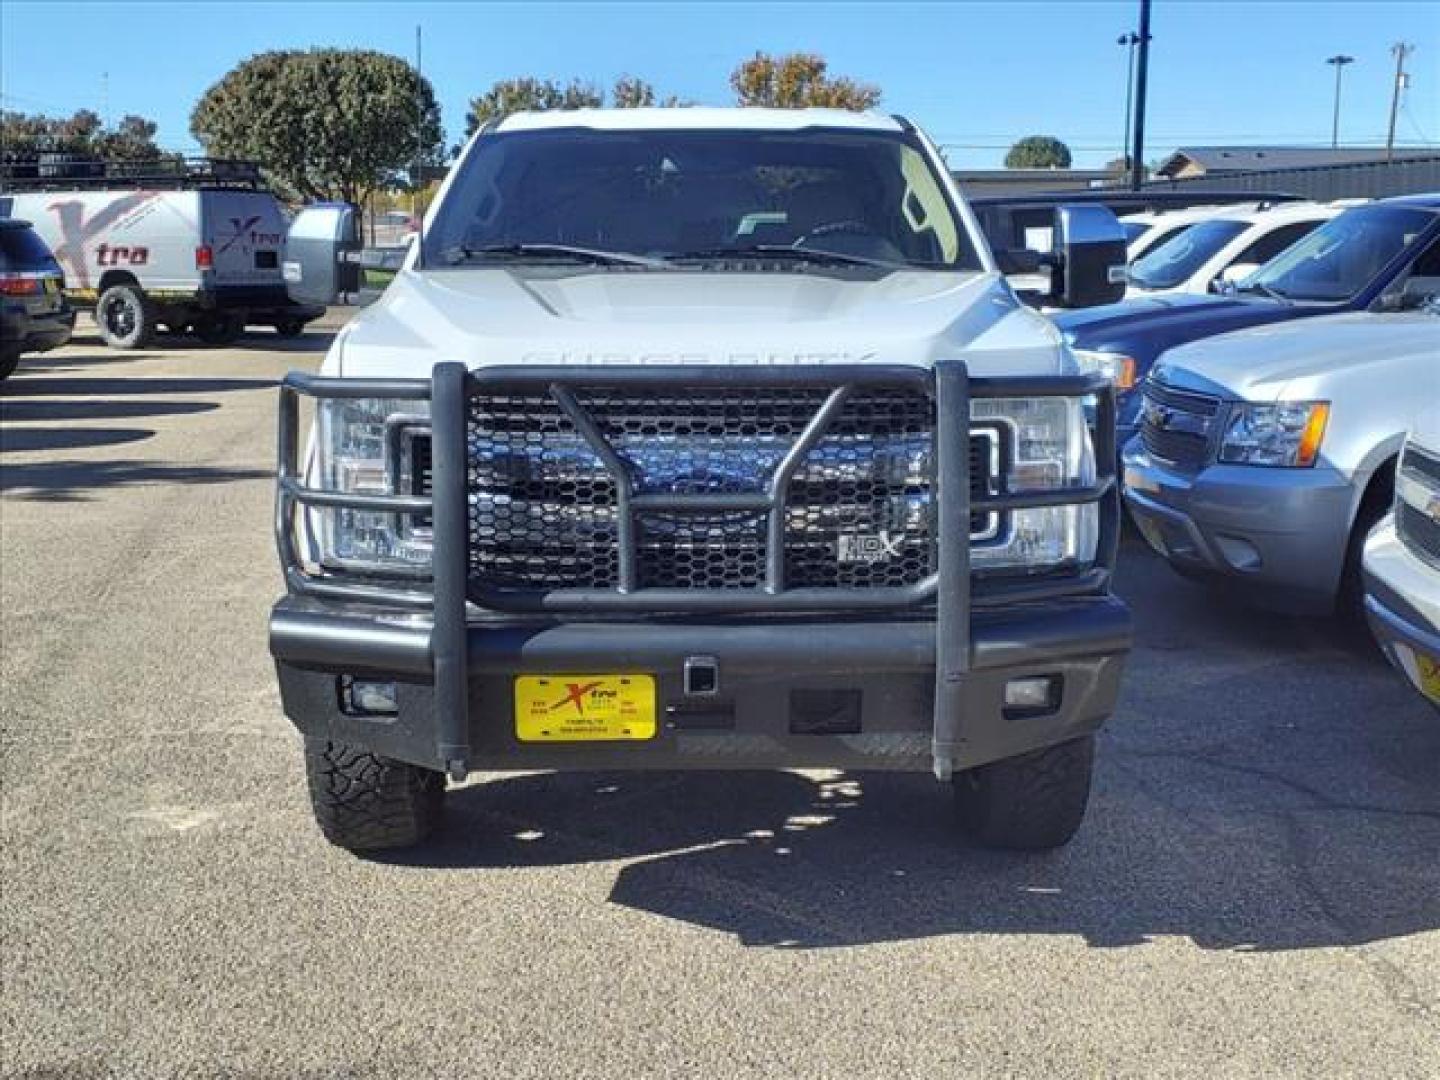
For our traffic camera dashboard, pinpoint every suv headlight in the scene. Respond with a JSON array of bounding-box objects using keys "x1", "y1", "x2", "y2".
[
  {"x1": 1219, "y1": 401, "x2": 1329, "y2": 467},
  {"x1": 970, "y1": 396, "x2": 1099, "y2": 573},
  {"x1": 314, "y1": 398, "x2": 432, "y2": 570},
  {"x1": 1071, "y1": 349, "x2": 1137, "y2": 392}
]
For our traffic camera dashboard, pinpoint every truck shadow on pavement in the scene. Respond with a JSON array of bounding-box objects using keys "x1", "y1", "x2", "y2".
[{"x1": 391, "y1": 536, "x2": 1440, "y2": 953}]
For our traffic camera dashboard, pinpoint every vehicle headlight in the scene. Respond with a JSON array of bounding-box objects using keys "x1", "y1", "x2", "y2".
[
  {"x1": 314, "y1": 397, "x2": 432, "y2": 570},
  {"x1": 970, "y1": 396, "x2": 1099, "y2": 573},
  {"x1": 1071, "y1": 349, "x2": 1137, "y2": 391},
  {"x1": 1218, "y1": 401, "x2": 1329, "y2": 467}
]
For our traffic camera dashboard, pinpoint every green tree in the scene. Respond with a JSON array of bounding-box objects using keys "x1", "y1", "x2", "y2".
[
  {"x1": 465, "y1": 78, "x2": 602, "y2": 138},
  {"x1": 730, "y1": 52, "x2": 880, "y2": 110},
  {"x1": 1004, "y1": 136, "x2": 1073, "y2": 169},
  {"x1": 190, "y1": 49, "x2": 443, "y2": 205},
  {"x1": 0, "y1": 108, "x2": 165, "y2": 160}
]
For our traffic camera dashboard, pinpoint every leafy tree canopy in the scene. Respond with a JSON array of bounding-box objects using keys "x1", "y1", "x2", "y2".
[
  {"x1": 190, "y1": 49, "x2": 443, "y2": 205},
  {"x1": 1004, "y1": 136, "x2": 1073, "y2": 169},
  {"x1": 0, "y1": 109, "x2": 166, "y2": 161},
  {"x1": 730, "y1": 52, "x2": 880, "y2": 110},
  {"x1": 464, "y1": 76, "x2": 681, "y2": 138}
]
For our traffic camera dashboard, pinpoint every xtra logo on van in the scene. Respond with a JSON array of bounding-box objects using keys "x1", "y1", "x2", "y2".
[
  {"x1": 217, "y1": 215, "x2": 283, "y2": 253},
  {"x1": 47, "y1": 193, "x2": 160, "y2": 289}
]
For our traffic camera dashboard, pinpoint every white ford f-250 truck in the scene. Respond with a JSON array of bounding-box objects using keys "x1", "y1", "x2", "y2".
[{"x1": 273, "y1": 108, "x2": 1133, "y2": 853}]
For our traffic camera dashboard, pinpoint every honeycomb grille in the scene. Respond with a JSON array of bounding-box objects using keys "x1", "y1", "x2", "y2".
[{"x1": 462, "y1": 384, "x2": 997, "y2": 596}]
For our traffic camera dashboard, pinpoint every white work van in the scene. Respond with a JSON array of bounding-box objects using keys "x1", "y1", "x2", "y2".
[{"x1": 0, "y1": 158, "x2": 321, "y2": 348}]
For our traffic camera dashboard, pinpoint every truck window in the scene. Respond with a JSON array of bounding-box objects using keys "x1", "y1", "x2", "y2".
[
  {"x1": 1127, "y1": 219, "x2": 1247, "y2": 289},
  {"x1": 425, "y1": 126, "x2": 983, "y2": 271},
  {"x1": 1231, "y1": 220, "x2": 1321, "y2": 268},
  {"x1": 1247, "y1": 205, "x2": 1438, "y2": 302}
]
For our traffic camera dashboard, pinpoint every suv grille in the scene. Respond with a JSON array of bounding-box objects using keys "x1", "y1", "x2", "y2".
[
  {"x1": 454, "y1": 386, "x2": 1000, "y2": 595},
  {"x1": 1139, "y1": 381, "x2": 1221, "y2": 468}
]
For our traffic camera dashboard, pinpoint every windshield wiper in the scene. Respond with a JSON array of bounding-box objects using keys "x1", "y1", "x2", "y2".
[
  {"x1": 443, "y1": 243, "x2": 665, "y2": 268},
  {"x1": 1238, "y1": 281, "x2": 1292, "y2": 304},
  {"x1": 665, "y1": 245, "x2": 902, "y2": 270}
]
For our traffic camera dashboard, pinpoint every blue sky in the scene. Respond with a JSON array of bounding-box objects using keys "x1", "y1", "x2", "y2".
[{"x1": 2, "y1": 1, "x2": 1436, "y2": 168}]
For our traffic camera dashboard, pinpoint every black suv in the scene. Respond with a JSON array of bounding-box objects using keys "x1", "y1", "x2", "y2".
[{"x1": 1, "y1": 219, "x2": 73, "y2": 379}]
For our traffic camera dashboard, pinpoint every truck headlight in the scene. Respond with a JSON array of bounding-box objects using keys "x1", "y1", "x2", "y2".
[
  {"x1": 314, "y1": 398, "x2": 432, "y2": 570},
  {"x1": 1218, "y1": 401, "x2": 1329, "y2": 467},
  {"x1": 970, "y1": 397, "x2": 1099, "y2": 573},
  {"x1": 1071, "y1": 349, "x2": 1137, "y2": 391}
]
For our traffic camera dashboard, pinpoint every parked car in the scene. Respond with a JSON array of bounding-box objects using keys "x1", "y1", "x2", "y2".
[
  {"x1": 1123, "y1": 291, "x2": 1440, "y2": 616},
  {"x1": 0, "y1": 157, "x2": 322, "y2": 348},
  {"x1": 0, "y1": 218, "x2": 73, "y2": 379},
  {"x1": 1364, "y1": 406, "x2": 1440, "y2": 710},
  {"x1": 1057, "y1": 195, "x2": 1440, "y2": 454},
  {"x1": 1120, "y1": 203, "x2": 1267, "y2": 262},
  {"x1": 1123, "y1": 201, "x2": 1339, "y2": 299},
  {"x1": 272, "y1": 107, "x2": 1134, "y2": 854}
]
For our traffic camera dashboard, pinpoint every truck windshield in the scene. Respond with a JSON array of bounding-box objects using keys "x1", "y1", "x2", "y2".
[
  {"x1": 1126, "y1": 218, "x2": 1247, "y2": 289},
  {"x1": 423, "y1": 125, "x2": 983, "y2": 271},
  {"x1": 1242, "y1": 205, "x2": 1437, "y2": 302}
]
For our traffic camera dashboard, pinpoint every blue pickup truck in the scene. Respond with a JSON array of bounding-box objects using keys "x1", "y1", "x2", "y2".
[{"x1": 1054, "y1": 195, "x2": 1440, "y2": 453}]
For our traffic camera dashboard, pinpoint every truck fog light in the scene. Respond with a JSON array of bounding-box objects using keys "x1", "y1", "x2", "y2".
[
  {"x1": 1004, "y1": 675, "x2": 1061, "y2": 718},
  {"x1": 340, "y1": 676, "x2": 399, "y2": 716}
]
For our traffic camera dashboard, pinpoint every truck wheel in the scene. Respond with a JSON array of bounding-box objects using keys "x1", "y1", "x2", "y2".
[
  {"x1": 96, "y1": 284, "x2": 155, "y2": 349},
  {"x1": 273, "y1": 318, "x2": 307, "y2": 339},
  {"x1": 193, "y1": 313, "x2": 246, "y2": 346},
  {"x1": 953, "y1": 735, "x2": 1094, "y2": 851},
  {"x1": 303, "y1": 738, "x2": 446, "y2": 852}
]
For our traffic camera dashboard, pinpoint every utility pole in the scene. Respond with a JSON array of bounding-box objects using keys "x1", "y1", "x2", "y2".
[
  {"x1": 1325, "y1": 55, "x2": 1353, "y2": 149},
  {"x1": 1128, "y1": 0, "x2": 1152, "y2": 192},
  {"x1": 1386, "y1": 42, "x2": 1414, "y2": 161},
  {"x1": 1119, "y1": 32, "x2": 1140, "y2": 172}
]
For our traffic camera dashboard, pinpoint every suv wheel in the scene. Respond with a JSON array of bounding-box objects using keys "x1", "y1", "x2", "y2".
[
  {"x1": 96, "y1": 284, "x2": 155, "y2": 349},
  {"x1": 953, "y1": 735, "x2": 1094, "y2": 851},
  {"x1": 193, "y1": 313, "x2": 246, "y2": 346},
  {"x1": 303, "y1": 738, "x2": 446, "y2": 852}
]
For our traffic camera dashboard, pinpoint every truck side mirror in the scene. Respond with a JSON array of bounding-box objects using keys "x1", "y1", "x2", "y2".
[
  {"x1": 1048, "y1": 205, "x2": 1128, "y2": 309},
  {"x1": 283, "y1": 203, "x2": 363, "y2": 307}
]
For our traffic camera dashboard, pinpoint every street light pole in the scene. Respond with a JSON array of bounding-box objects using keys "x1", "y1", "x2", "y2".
[
  {"x1": 1128, "y1": 0, "x2": 1152, "y2": 192},
  {"x1": 1326, "y1": 54, "x2": 1354, "y2": 149},
  {"x1": 1119, "y1": 32, "x2": 1140, "y2": 172}
]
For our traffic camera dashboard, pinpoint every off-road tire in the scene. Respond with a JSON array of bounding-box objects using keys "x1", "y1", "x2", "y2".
[
  {"x1": 193, "y1": 312, "x2": 246, "y2": 346},
  {"x1": 953, "y1": 735, "x2": 1094, "y2": 851},
  {"x1": 96, "y1": 284, "x2": 155, "y2": 349},
  {"x1": 303, "y1": 739, "x2": 446, "y2": 852},
  {"x1": 273, "y1": 318, "x2": 307, "y2": 339}
]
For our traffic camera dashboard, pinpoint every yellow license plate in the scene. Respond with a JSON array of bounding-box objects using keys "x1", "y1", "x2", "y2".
[
  {"x1": 1418, "y1": 653, "x2": 1440, "y2": 704},
  {"x1": 514, "y1": 675, "x2": 656, "y2": 742}
]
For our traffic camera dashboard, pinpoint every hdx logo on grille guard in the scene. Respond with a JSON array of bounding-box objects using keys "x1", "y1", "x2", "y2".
[{"x1": 837, "y1": 531, "x2": 907, "y2": 564}]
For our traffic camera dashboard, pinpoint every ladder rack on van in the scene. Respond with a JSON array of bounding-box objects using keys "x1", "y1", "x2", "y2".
[{"x1": 0, "y1": 156, "x2": 268, "y2": 193}]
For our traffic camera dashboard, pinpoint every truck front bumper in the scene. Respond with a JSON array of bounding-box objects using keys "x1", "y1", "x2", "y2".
[
  {"x1": 271, "y1": 597, "x2": 1131, "y2": 775},
  {"x1": 1364, "y1": 519, "x2": 1440, "y2": 711},
  {"x1": 1122, "y1": 441, "x2": 1353, "y2": 614}
]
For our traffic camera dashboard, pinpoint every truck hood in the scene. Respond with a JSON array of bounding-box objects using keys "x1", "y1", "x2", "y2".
[
  {"x1": 329, "y1": 267, "x2": 1067, "y2": 377},
  {"x1": 1053, "y1": 292, "x2": 1285, "y2": 346},
  {"x1": 1153, "y1": 311, "x2": 1440, "y2": 401}
]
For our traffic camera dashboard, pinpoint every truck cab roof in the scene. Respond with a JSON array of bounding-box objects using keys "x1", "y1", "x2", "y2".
[{"x1": 492, "y1": 107, "x2": 906, "y2": 134}]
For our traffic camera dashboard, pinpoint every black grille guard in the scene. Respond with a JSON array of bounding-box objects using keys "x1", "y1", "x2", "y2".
[{"x1": 276, "y1": 361, "x2": 1120, "y2": 779}]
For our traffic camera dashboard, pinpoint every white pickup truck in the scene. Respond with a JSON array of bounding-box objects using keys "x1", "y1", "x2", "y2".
[
  {"x1": 272, "y1": 108, "x2": 1135, "y2": 854},
  {"x1": 1365, "y1": 404, "x2": 1440, "y2": 710}
]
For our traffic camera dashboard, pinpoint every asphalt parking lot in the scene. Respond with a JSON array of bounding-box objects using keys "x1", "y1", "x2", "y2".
[{"x1": 2, "y1": 325, "x2": 1438, "y2": 1078}]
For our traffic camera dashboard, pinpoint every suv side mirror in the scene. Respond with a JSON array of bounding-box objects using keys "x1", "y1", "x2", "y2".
[
  {"x1": 1048, "y1": 205, "x2": 1128, "y2": 309},
  {"x1": 283, "y1": 203, "x2": 363, "y2": 307}
]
